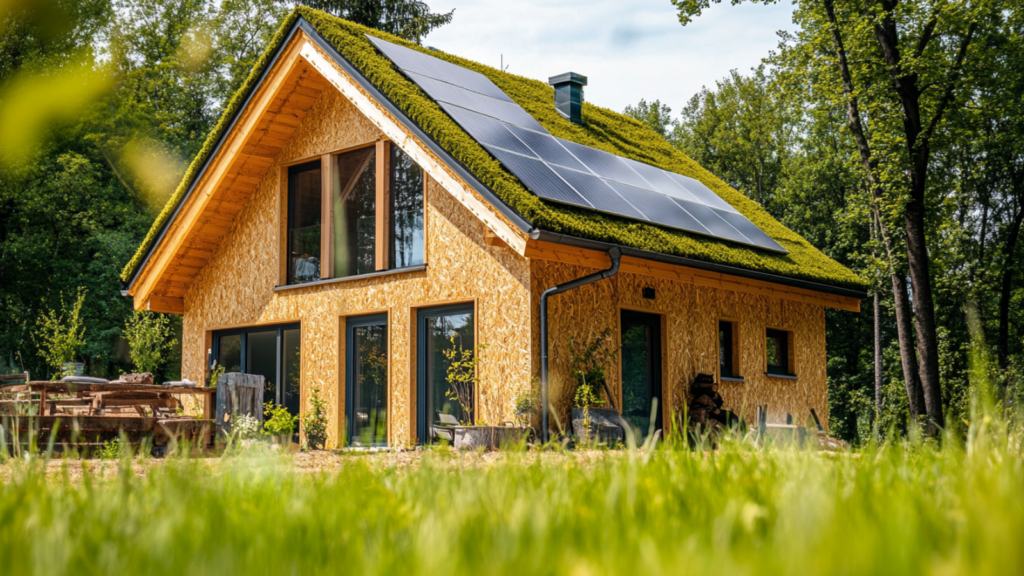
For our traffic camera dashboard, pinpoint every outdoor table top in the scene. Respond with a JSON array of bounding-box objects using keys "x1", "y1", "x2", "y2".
[{"x1": 0, "y1": 381, "x2": 215, "y2": 395}]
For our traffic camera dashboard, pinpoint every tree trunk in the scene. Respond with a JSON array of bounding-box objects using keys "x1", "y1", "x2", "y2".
[
  {"x1": 872, "y1": 216, "x2": 883, "y2": 413},
  {"x1": 904, "y1": 203, "x2": 944, "y2": 430},
  {"x1": 998, "y1": 206, "x2": 1024, "y2": 370},
  {"x1": 869, "y1": 3, "x2": 975, "y2": 433},
  {"x1": 821, "y1": 0, "x2": 925, "y2": 420}
]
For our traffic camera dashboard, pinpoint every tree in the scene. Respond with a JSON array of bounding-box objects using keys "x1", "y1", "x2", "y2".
[
  {"x1": 298, "y1": 0, "x2": 453, "y2": 43},
  {"x1": 672, "y1": 66, "x2": 792, "y2": 213},
  {"x1": 623, "y1": 99, "x2": 675, "y2": 138},
  {"x1": 674, "y1": 0, "x2": 1000, "y2": 433}
]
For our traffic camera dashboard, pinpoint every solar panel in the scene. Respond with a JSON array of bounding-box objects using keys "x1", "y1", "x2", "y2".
[
  {"x1": 503, "y1": 124, "x2": 588, "y2": 171},
  {"x1": 713, "y1": 209, "x2": 786, "y2": 252},
  {"x1": 367, "y1": 35, "x2": 787, "y2": 254},
  {"x1": 441, "y1": 104, "x2": 536, "y2": 157},
  {"x1": 551, "y1": 166, "x2": 647, "y2": 220},
  {"x1": 367, "y1": 36, "x2": 512, "y2": 102},
  {"x1": 555, "y1": 138, "x2": 653, "y2": 189},
  {"x1": 406, "y1": 72, "x2": 545, "y2": 131},
  {"x1": 486, "y1": 146, "x2": 592, "y2": 207},
  {"x1": 672, "y1": 198, "x2": 751, "y2": 245}
]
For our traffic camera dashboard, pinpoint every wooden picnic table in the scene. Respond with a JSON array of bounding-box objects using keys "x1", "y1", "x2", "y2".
[{"x1": 0, "y1": 381, "x2": 217, "y2": 448}]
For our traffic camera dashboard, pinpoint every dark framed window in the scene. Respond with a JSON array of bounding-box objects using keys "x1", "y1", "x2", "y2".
[
  {"x1": 765, "y1": 328, "x2": 793, "y2": 376},
  {"x1": 332, "y1": 146, "x2": 378, "y2": 277},
  {"x1": 211, "y1": 323, "x2": 301, "y2": 440},
  {"x1": 389, "y1": 145, "x2": 424, "y2": 269},
  {"x1": 719, "y1": 320, "x2": 737, "y2": 378},
  {"x1": 287, "y1": 161, "x2": 322, "y2": 285},
  {"x1": 416, "y1": 303, "x2": 474, "y2": 443},
  {"x1": 345, "y1": 313, "x2": 388, "y2": 447},
  {"x1": 283, "y1": 142, "x2": 425, "y2": 285}
]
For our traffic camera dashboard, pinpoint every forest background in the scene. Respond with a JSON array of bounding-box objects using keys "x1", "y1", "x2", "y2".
[{"x1": 1, "y1": 0, "x2": 1020, "y2": 442}]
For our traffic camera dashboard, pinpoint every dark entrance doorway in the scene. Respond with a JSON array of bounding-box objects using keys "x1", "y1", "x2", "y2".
[
  {"x1": 620, "y1": 310, "x2": 662, "y2": 441},
  {"x1": 416, "y1": 303, "x2": 475, "y2": 443},
  {"x1": 345, "y1": 313, "x2": 388, "y2": 447},
  {"x1": 212, "y1": 323, "x2": 301, "y2": 439}
]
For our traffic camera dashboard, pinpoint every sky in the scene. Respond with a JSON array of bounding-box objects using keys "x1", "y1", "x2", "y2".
[{"x1": 425, "y1": 0, "x2": 797, "y2": 115}]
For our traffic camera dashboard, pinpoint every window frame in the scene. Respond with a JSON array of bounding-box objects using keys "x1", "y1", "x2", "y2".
[
  {"x1": 209, "y1": 321, "x2": 301, "y2": 411},
  {"x1": 344, "y1": 312, "x2": 389, "y2": 447},
  {"x1": 415, "y1": 302, "x2": 476, "y2": 444},
  {"x1": 718, "y1": 318, "x2": 743, "y2": 382},
  {"x1": 279, "y1": 139, "x2": 426, "y2": 287},
  {"x1": 764, "y1": 327, "x2": 797, "y2": 378}
]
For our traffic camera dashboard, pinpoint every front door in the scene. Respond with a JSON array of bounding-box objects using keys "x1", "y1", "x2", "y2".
[
  {"x1": 416, "y1": 303, "x2": 475, "y2": 443},
  {"x1": 212, "y1": 323, "x2": 301, "y2": 439},
  {"x1": 620, "y1": 310, "x2": 662, "y2": 441},
  {"x1": 345, "y1": 314, "x2": 388, "y2": 446}
]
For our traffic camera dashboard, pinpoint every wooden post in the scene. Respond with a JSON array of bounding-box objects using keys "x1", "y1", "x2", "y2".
[
  {"x1": 320, "y1": 154, "x2": 334, "y2": 279},
  {"x1": 375, "y1": 140, "x2": 390, "y2": 271}
]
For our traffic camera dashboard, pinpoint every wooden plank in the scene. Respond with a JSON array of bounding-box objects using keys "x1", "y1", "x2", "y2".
[
  {"x1": 376, "y1": 139, "x2": 390, "y2": 270},
  {"x1": 524, "y1": 240, "x2": 862, "y2": 312},
  {"x1": 321, "y1": 153, "x2": 334, "y2": 279},
  {"x1": 147, "y1": 294, "x2": 185, "y2": 315}
]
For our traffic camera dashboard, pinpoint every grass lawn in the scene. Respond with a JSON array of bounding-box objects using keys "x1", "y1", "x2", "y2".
[{"x1": 1, "y1": 433, "x2": 1022, "y2": 576}]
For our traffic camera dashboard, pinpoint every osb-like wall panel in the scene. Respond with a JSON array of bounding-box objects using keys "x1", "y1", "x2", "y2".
[
  {"x1": 181, "y1": 87, "x2": 532, "y2": 447},
  {"x1": 530, "y1": 259, "x2": 828, "y2": 430}
]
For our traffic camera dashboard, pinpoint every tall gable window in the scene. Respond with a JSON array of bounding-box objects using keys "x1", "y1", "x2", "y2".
[
  {"x1": 332, "y1": 147, "x2": 377, "y2": 277},
  {"x1": 390, "y1": 144, "x2": 425, "y2": 268},
  {"x1": 284, "y1": 141, "x2": 425, "y2": 286},
  {"x1": 287, "y1": 161, "x2": 323, "y2": 284}
]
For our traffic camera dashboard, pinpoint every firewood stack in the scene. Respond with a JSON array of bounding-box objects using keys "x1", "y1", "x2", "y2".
[{"x1": 687, "y1": 373, "x2": 736, "y2": 433}]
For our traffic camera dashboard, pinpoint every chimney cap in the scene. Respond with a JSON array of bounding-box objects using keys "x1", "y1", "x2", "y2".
[{"x1": 548, "y1": 72, "x2": 587, "y2": 87}]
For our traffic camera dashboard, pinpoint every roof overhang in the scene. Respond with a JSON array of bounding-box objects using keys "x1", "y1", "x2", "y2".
[{"x1": 528, "y1": 230, "x2": 865, "y2": 311}]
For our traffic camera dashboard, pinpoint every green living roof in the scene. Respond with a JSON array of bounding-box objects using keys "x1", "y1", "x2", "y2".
[{"x1": 122, "y1": 7, "x2": 867, "y2": 292}]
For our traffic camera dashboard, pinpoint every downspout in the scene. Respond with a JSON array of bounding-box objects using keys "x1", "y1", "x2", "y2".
[{"x1": 540, "y1": 246, "x2": 622, "y2": 444}]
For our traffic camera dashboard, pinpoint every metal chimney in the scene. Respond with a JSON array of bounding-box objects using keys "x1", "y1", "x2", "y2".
[{"x1": 548, "y1": 72, "x2": 587, "y2": 124}]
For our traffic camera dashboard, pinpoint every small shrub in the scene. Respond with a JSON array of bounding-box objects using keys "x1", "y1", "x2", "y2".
[
  {"x1": 443, "y1": 336, "x2": 487, "y2": 425},
  {"x1": 514, "y1": 385, "x2": 538, "y2": 428},
  {"x1": 123, "y1": 310, "x2": 178, "y2": 375},
  {"x1": 231, "y1": 413, "x2": 262, "y2": 441},
  {"x1": 263, "y1": 401, "x2": 298, "y2": 439},
  {"x1": 302, "y1": 385, "x2": 328, "y2": 450},
  {"x1": 208, "y1": 360, "x2": 225, "y2": 389},
  {"x1": 33, "y1": 287, "x2": 87, "y2": 379},
  {"x1": 97, "y1": 437, "x2": 128, "y2": 460}
]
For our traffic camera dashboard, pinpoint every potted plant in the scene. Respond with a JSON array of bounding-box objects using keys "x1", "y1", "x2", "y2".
[
  {"x1": 33, "y1": 287, "x2": 87, "y2": 379},
  {"x1": 263, "y1": 401, "x2": 299, "y2": 446},
  {"x1": 567, "y1": 329, "x2": 624, "y2": 446},
  {"x1": 436, "y1": 338, "x2": 528, "y2": 450}
]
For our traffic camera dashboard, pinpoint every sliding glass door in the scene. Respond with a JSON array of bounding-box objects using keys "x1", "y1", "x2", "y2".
[
  {"x1": 417, "y1": 304, "x2": 475, "y2": 443},
  {"x1": 212, "y1": 323, "x2": 301, "y2": 439},
  {"x1": 345, "y1": 314, "x2": 388, "y2": 447}
]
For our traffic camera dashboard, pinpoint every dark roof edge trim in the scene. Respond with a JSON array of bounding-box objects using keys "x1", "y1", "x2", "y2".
[
  {"x1": 299, "y1": 20, "x2": 533, "y2": 230},
  {"x1": 530, "y1": 229, "x2": 867, "y2": 301},
  {"x1": 128, "y1": 17, "x2": 533, "y2": 290}
]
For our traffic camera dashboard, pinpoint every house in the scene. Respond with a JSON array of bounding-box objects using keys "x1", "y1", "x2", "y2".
[{"x1": 121, "y1": 8, "x2": 866, "y2": 448}]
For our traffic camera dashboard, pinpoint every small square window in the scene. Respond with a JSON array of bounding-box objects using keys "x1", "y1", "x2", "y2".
[{"x1": 765, "y1": 328, "x2": 795, "y2": 376}]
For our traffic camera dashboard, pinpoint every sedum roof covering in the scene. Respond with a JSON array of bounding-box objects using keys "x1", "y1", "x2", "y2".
[{"x1": 122, "y1": 7, "x2": 867, "y2": 292}]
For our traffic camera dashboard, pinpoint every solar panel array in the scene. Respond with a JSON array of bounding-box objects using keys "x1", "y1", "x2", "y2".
[{"x1": 367, "y1": 36, "x2": 787, "y2": 254}]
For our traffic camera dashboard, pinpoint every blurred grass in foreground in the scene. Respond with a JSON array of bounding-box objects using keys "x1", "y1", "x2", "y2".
[{"x1": 0, "y1": 429, "x2": 1022, "y2": 576}]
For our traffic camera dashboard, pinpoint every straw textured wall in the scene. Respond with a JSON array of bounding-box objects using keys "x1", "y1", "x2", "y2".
[
  {"x1": 530, "y1": 260, "x2": 828, "y2": 430},
  {"x1": 181, "y1": 87, "x2": 531, "y2": 447}
]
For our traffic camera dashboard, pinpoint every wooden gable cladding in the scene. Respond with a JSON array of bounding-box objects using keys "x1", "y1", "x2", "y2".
[
  {"x1": 524, "y1": 240, "x2": 862, "y2": 312},
  {"x1": 131, "y1": 33, "x2": 329, "y2": 310}
]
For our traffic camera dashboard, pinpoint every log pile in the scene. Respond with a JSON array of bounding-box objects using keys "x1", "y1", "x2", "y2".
[{"x1": 687, "y1": 373, "x2": 740, "y2": 433}]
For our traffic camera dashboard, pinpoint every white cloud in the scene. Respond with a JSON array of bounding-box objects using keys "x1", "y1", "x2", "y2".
[{"x1": 425, "y1": 0, "x2": 795, "y2": 113}]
